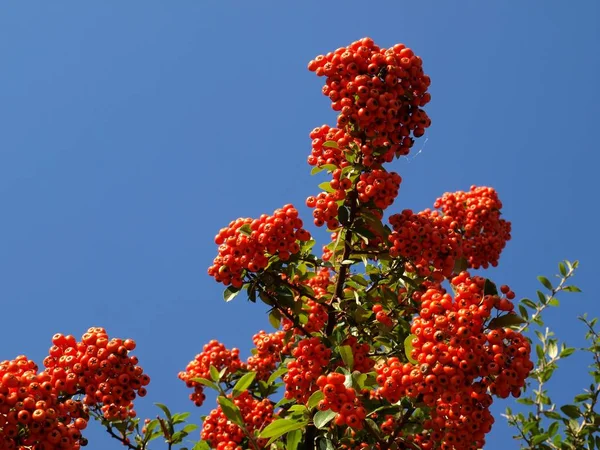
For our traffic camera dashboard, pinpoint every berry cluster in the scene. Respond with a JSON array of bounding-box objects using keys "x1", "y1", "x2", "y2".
[
  {"x1": 388, "y1": 209, "x2": 463, "y2": 278},
  {"x1": 43, "y1": 328, "x2": 149, "y2": 421},
  {"x1": 246, "y1": 331, "x2": 289, "y2": 380},
  {"x1": 307, "y1": 125, "x2": 355, "y2": 168},
  {"x1": 209, "y1": 205, "x2": 311, "y2": 287},
  {"x1": 434, "y1": 186, "x2": 511, "y2": 269},
  {"x1": 282, "y1": 299, "x2": 328, "y2": 334},
  {"x1": 200, "y1": 391, "x2": 274, "y2": 450},
  {"x1": 316, "y1": 372, "x2": 366, "y2": 430},
  {"x1": 306, "y1": 189, "x2": 345, "y2": 229},
  {"x1": 179, "y1": 340, "x2": 243, "y2": 407},
  {"x1": 357, "y1": 170, "x2": 402, "y2": 209},
  {"x1": 283, "y1": 338, "x2": 331, "y2": 404},
  {"x1": 0, "y1": 356, "x2": 88, "y2": 450},
  {"x1": 308, "y1": 37, "x2": 431, "y2": 164},
  {"x1": 342, "y1": 336, "x2": 375, "y2": 373}
]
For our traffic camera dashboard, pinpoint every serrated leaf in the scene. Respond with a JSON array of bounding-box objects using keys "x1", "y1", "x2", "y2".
[
  {"x1": 314, "y1": 410, "x2": 336, "y2": 429},
  {"x1": 287, "y1": 429, "x2": 302, "y2": 450},
  {"x1": 217, "y1": 396, "x2": 244, "y2": 426},
  {"x1": 307, "y1": 390, "x2": 325, "y2": 409},
  {"x1": 339, "y1": 345, "x2": 354, "y2": 370},
  {"x1": 223, "y1": 286, "x2": 241, "y2": 302},
  {"x1": 488, "y1": 314, "x2": 527, "y2": 329},
  {"x1": 404, "y1": 335, "x2": 418, "y2": 364},
  {"x1": 232, "y1": 372, "x2": 257, "y2": 398}
]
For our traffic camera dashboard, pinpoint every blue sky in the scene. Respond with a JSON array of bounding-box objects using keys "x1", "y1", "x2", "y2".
[{"x1": 1, "y1": 2, "x2": 598, "y2": 449}]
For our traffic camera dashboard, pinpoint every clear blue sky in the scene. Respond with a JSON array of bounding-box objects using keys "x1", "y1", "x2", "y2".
[{"x1": 1, "y1": 2, "x2": 598, "y2": 449}]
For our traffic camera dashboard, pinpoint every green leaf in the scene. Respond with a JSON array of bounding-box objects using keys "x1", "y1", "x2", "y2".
[
  {"x1": 287, "y1": 429, "x2": 302, "y2": 450},
  {"x1": 268, "y1": 309, "x2": 281, "y2": 330},
  {"x1": 232, "y1": 372, "x2": 257, "y2": 398},
  {"x1": 307, "y1": 390, "x2": 325, "y2": 409},
  {"x1": 560, "y1": 404, "x2": 581, "y2": 418},
  {"x1": 531, "y1": 433, "x2": 550, "y2": 446},
  {"x1": 548, "y1": 297, "x2": 560, "y2": 307},
  {"x1": 155, "y1": 403, "x2": 172, "y2": 422},
  {"x1": 217, "y1": 396, "x2": 244, "y2": 426},
  {"x1": 538, "y1": 276, "x2": 553, "y2": 291},
  {"x1": 518, "y1": 305, "x2": 529, "y2": 320},
  {"x1": 548, "y1": 421, "x2": 559, "y2": 437},
  {"x1": 339, "y1": 345, "x2": 354, "y2": 370},
  {"x1": 267, "y1": 365, "x2": 288, "y2": 386},
  {"x1": 190, "y1": 377, "x2": 219, "y2": 390},
  {"x1": 484, "y1": 279, "x2": 498, "y2": 296},
  {"x1": 191, "y1": 441, "x2": 210, "y2": 450},
  {"x1": 314, "y1": 410, "x2": 337, "y2": 429},
  {"x1": 238, "y1": 224, "x2": 252, "y2": 237},
  {"x1": 404, "y1": 334, "x2": 418, "y2": 364},
  {"x1": 521, "y1": 298, "x2": 537, "y2": 309},
  {"x1": 259, "y1": 418, "x2": 307, "y2": 441},
  {"x1": 323, "y1": 140, "x2": 339, "y2": 149},
  {"x1": 223, "y1": 286, "x2": 241, "y2": 302},
  {"x1": 560, "y1": 347, "x2": 576, "y2": 358},
  {"x1": 559, "y1": 262, "x2": 567, "y2": 277},
  {"x1": 210, "y1": 365, "x2": 221, "y2": 382},
  {"x1": 318, "y1": 437, "x2": 335, "y2": 450},
  {"x1": 543, "y1": 411, "x2": 562, "y2": 420},
  {"x1": 318, "y1": 181, "x2": 336, "y2": 193},
  {"x1": 181, "y1": 424, "x2": 198, "y2": 434},
  {"x1": 488, "y1": 314, "x2": 527, "y2": 329},
  {"x1": 172, "y1": 412, "x2": 191, "y2": 424},
  {"x1": 548, "y1": 341, "x2": 558, "y2": 359},
  {"x1": 563, "y1": 285, "x2": 582, "y2": 293}
]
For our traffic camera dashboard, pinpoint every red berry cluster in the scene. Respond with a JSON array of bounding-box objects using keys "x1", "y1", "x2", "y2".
[
  {"x1": 308, "y1": 37, "x2": 431, "y2": 164},
  {"x1": 306, "y1": 171, "x2": 347, "y2": 229},
  {"x1": 434, "y1": 186, "x2": 511, "y2": 269},
  {"x1": 372, "y1": 303, "x2": 394, "y2": 328},
  {"x1": 283, "y1": 338, "x2": 331, "y2": 404},
  {"x1": 209, "y1": 205, "x2": 311, "y2": 287},
  {"x1": 306, "y1": 268, "x2": 333, "y2": 297},
  {"x1": 43, "y1": 328, "x2": 149, "y2": 421},
  {"x1": 282, "y1": 299, "x2": 328, "y2": 334},
  {"x1": 179, "y1": 340, "x2": 243, "y2": 407},
  {"x1": 316, "y1": 372, "x2": 366, "y2": 430},
  {"x1": 246, "y1": 331, "x2": 289, "y2": 380},
  {"x1": 342, "y1": 336, "x2": 375, "y2": 373},
  {"x1": 200, "y1": 391, "x2": 274, "y2": 450},
  {"x1": 357, "y1": 170, "x2": 402, "y2": 209},
  {"x1": 307, "y1": 125, "x2": 355, "y2": 168},
  {"x1": 0, "y1": 356, "x2": 88, "y2": 450},
  {"x1": 388, "y1": 209, "x2": 463, "y2": 278}
]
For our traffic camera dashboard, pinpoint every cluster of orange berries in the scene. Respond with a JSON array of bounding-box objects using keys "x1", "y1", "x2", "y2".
[
  {"x1": 342, "y1": 336, "x2": 375, "y2": 373},
  {"x1": 200, "y1": 391, "x2": 274, "y2": 450},
  {"x1": 307, "y1": 125, "x2": 355, "y2": 168},
  {"x1": 434, "y1": 186, "x2": 512, "y2": 269},
  {"x1": 283, "y1": 338, "x2": 331, "y2": 404},
  {"x1": 316, "y1": 372, "x2": 366, "y2": 430},
  {"x1": 43, "y1": 328, "x2": 149, "y2": 421},
  {"x1": 178, "y1": 340, "x2": 243, "y2": 407},
  {"x1": 282, "y1": 298, "x2": 328, "y2": 334},
  {"x1": 209, "y1": 205, "x2": 311, "y2": 287},
  {"x1": 306, "y1": 189, "x2": 344, "y2": 229},
  {"x1": 0, "y1": 356, "x2": 88, "y2": 450},
  {"x1": 308, "y1": 37, "x2": 431, "y2": 163},
  {"x1": 388, "y1": 209, "x2": 463, "y2": 279},
  {"x1": 372, "y1": 304, "x2": 394, "y2": 328},
  {"x1": 246, "y1": 331, "x2": 289, "y2": 380},
  {"x1": 357, "y1": 170, "x2": 401, "y2": 209}
]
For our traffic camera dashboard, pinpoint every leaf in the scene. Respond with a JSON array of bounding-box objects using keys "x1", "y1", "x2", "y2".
[
  {"x1": 563, "y1": 285, "x2": 582, "y2": 293},
  {"x1": 453, "y1": 257, "x2": 468, "y2": 273},
  {"x1": 172, "y1": 412, "x2": 191, "y2": 424},
  {"x1": 548, "y1": 341, "x2": 558, "y2": 359},
  {"x1": 531, "y1": 433, "x2": 550, "y2": 446},
  {"x1": 484, "y1": 279, "x2": 498, "y2": 296},
  {"x1": 314, "y1": 410, "x2": 337, "y2": 429},
  {"x1": 155, "y1": 403, "x2": 172, "y2": 422},
  {"x1": 338, "y1": 205, "x2": 350, "y2": 226},
  {"x1": 323, "y1": 140, "x2": 339, "y2": 149},
  {"x1": 223, "y1": 286, "x2": 241, "y2": 302},
  {"x1": 268, "y1": 309, "x2": 281, "y2": 330},
  {"x1": 538, "y1": 276, "x2": 553, "y2": 290},
  {"x1": 518, "y1": 305, "x2": 529, "y2": 320},
  {"x1": 521, "y1": 298, "x2": 537, "y2": 309},
  {"x1": 318, "y1": 437, "x2": 335, "y2": 450},
  {"x1": 259, "y1": 418, "x2": 307, "y2": 441},
  {"x1": 192, "y1": 442, "x2": 210, "y2": 450},
  {"x1": 238, "y1": 224, "x2": 252, "y2": 237},
  {"x1": 217, "y1": 396, "x2": 244, "y2": 426},
  {"x1": 339, "y1": 345, "x2": 354, "y2": 370},
  {"x1": 318, "y1": 181, "x2": 336, "y2": 194},
  {"x1": 404, "y1": 335, "x2": 418, "y2": 364},
  {"x1": 267, "y1": 365, "x2": 288, "y2": 386},
  {"x1": 560, "y1": 404, "x2": 581, "y2": 418},
  {"x1": 560, "y1": 347, "x2": 576, "y2": 358},
  {"x1": 210, "y1": 365, "x2": 221, "y2": 382},
  {"x1": 181, "y1": 424, "x2": 198, "y2": 434},
  {"x1": 286, "y1": 429, "x2": 302, "y2": 450},
  {"x1": 488, "y1": 314, "x2": 527, "y2": 329},
  {"x1": 232, "y1": 372, "x2": 257, "y2": 398},
  {"x1": 190, "y1": 377, "x2": 219, "y2": 390},
  {"x1": 307, "y1": 390, "x2": 325, "y2": 409}
]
